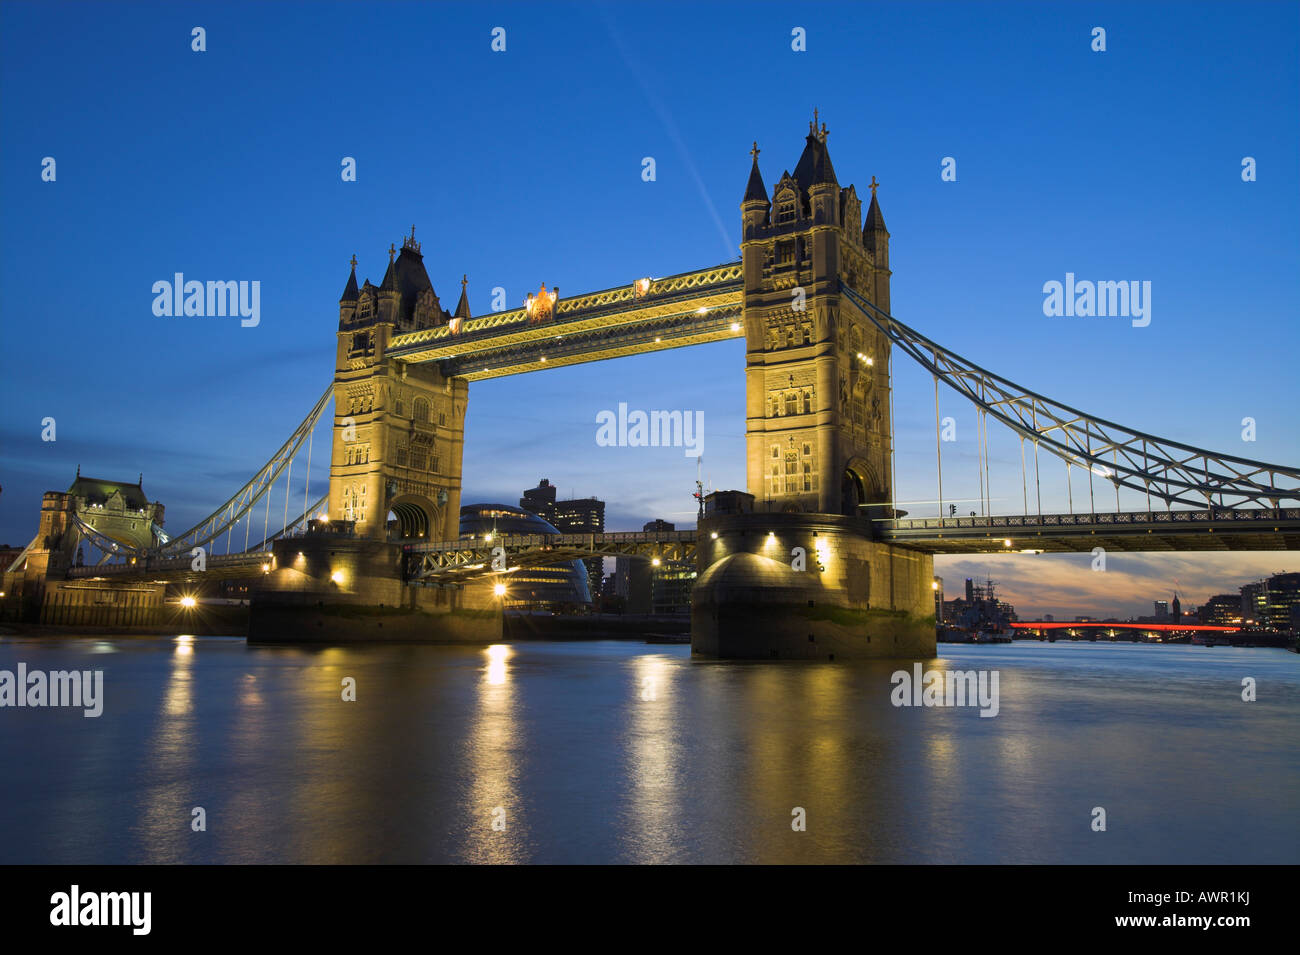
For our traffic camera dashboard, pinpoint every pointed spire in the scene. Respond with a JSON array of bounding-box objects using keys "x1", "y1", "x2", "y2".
[
  {"x1": 340, "y1": 254, "x2": 359, "y2": 302},
  {"x1": 743, "y1": 141, "x2": 769, "y2": 205},
  {"x1": 380, "y1": 244, "x2": 397, "y2": 290},
  {"x1": 454, "y1": 274, "x2": 471, "y2": 319},
  {"x1": 864, "y1": 176, "x2": 887, "y2": 233}
]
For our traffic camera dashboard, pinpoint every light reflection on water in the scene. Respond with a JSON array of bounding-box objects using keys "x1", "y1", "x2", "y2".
[{"x1": 0, "y1": 636, "x2": 1295, "y2": 864}]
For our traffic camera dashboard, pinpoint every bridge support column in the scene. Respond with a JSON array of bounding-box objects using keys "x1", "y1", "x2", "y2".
[{"x1": 692, "y1": 512, "x2": 934, "y2": 659}]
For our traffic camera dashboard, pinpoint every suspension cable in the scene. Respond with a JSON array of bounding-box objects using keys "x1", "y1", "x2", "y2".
[
  {"x1": 933, "y1": 364, "x2": 944, "y2": 519},
  {"x1": 302, "y1": 426, "x2": 314, "y2": 526},
  {"x1": 1020, "y1": 435, "x2": 1028, "y2": 516},
  {"x1": 282, "y1": 458, "x2": 293, "y2": 536}
]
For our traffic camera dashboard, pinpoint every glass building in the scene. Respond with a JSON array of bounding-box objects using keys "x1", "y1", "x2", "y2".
[{"x1": 459, "y1": 503, "x2": 591, "y2": 609}]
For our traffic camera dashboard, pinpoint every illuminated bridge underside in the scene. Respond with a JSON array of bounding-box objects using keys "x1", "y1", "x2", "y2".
[
  {"x1": 406, "y1": 531, "x2": 698, "y2": 582},
  {"x1": 387, "y1": 264, "x2": 743, "y2": 380},
  {"x1": 880, "y1": 508, "x2": 1300, "y2": 553}
]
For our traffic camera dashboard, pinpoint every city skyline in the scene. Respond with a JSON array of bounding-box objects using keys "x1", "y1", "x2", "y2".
[{"x1": 2, "y1": 1, "x2": 1297, "y2": 623}]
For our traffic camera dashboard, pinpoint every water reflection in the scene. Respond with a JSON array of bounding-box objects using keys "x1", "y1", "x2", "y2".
[
  {"x1": 0, "y1": 639, "x2": 1294, "y2": 864},
  {"x1": 620, "y1": 654, "x2": 682, "y2": 862},
  {"x1": 139, "y1": 633, "x2": 196, "y2": 862},
  {"x1": 459, "y1": 644, "x2": 527, "y2": 863}
]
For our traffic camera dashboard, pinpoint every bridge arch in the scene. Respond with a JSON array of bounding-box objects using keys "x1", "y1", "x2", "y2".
[
  {"x1": 841, "y1": 456, "x2": 887, "y2": 519},
  {"x1": 387, "y1": 494, "x2": 438, "y2": 540}
]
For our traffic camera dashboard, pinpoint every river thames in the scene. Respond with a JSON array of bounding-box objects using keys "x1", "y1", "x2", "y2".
[{"x1": 1, "y1": 636, "x2": 1295, "y2": 864}]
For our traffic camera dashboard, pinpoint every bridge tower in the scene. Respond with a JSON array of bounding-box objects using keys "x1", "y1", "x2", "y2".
[
  {"x1": 693, "y1": 117, "x2": 932, "y2": 660},
  {"x1": 329, "y1": 229, "x2": 469, "y2": 542},
  {"x1": 741, "y1": 115, "x2": 894, "y2": 519}
]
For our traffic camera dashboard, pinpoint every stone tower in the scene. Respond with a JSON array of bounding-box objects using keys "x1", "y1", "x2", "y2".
[
  {"x1": 741, "y1": 115, "x2": 894, "y2": 519},
  {"x1": 329, "y1": 228, "x2": 470, "y2": 541}
]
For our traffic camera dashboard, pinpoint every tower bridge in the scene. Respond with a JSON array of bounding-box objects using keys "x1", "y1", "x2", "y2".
[{"x1": 5, "y1": 115, "x2": 1298, "y2": 656}]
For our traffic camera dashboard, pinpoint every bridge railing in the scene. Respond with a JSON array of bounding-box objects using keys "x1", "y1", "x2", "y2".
[
  {"x1": 884, "y1": 507, "x2": 1300, "y2": 532},
  {"x1": 404, "y1": 529, "x2": 699, "y2": 553},
  {"x1": 66, "y1": 551, "x2": 272, "y2": 579}
]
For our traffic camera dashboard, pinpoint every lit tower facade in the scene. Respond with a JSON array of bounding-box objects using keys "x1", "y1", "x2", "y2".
[
  {"x1": 741, "y1": 114, "x2": 894, "y2": 519},
  {"x1": 329, "y1": 228, "x2": 471, "y2": 541}
]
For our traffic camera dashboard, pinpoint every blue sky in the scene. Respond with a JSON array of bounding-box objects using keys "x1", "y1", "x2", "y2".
[{"x1": 2, "y1": 1, "x2": 1297, "y2": 617}]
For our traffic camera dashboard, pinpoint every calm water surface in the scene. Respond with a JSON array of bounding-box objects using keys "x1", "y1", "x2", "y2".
[{"x1": 1, "y1": 635, "x2": 1296, "y2": 864}]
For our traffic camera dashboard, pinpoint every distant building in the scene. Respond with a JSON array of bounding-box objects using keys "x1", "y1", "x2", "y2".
[
  {"x1": 1262, "y1": 572, "x2": 1300, "y2": 631},
  {"x1": 519, "y1": 478, "x2": 557, "y2": 516},
  {"x1": 613, "y1": 519, "x2": 694, "y2": 614},
  {"x1": 520, "y1": 478, "x2": 605, "y2": 598},
  {"x1": 1240, "y1": 581, "x2": 1267, "y2": 626},
  {"x1": 1201, "y1": 594, "x2": 1242, "y2": 627},
  {"x1": 1154, "y1": 600, "x2": 1169, "y2": 621},
  {"x1": 1043, "y1": 613, "x2": 1054, "y2": 622}
]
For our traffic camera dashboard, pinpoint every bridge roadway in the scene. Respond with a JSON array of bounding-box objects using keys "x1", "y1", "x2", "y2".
[
  {"x1": 60, "y1": 507, "x2": 1300, "y2": 584},
  {"x1": 405, "y1": 529, "x2": 698, "y2": 581},
  {"x1": 386, "y1": 263, "x2": 744, "y2": 380},
  {"x1": 881, "y1": 506, "x2": 1300, "y2": 553}
]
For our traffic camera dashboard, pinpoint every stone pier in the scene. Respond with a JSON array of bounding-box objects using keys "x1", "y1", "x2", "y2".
[
  {"x1": 247, "y1": 522, "x2": 501, "y2": 643},
  {"x1": 692, "y1": 511, "x2": 934, "y2": 659}
]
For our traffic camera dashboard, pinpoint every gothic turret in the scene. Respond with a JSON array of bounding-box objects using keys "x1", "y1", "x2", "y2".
[
  {"x1": 863, "y1": 177, "x2": 890, "y2": 310},
  {"x1": 338, "y1": 254, "x2": 360, "y2": 326},
  {"x1": 742, "y1": 142, "x2": 771, "y2": 233},
  {"x1": 340, "y1": 255, "x2": 359, "y2": 303}
]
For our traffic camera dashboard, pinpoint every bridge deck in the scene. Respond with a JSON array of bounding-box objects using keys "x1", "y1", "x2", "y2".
[
  {"x1": 386, "y1": 264, "x2": 744, "y2": 380},
  {"x1": 60, "y1": 508, "x2": 1299, "y2": 584},
  {"x1": 878, "y1": 508, "x2": 1300, "y2": 553}
]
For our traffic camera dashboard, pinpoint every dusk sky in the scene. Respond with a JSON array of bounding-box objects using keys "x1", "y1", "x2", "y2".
[{"x1": 2, "y1": 1, "x2": 1297, "y2": 619}]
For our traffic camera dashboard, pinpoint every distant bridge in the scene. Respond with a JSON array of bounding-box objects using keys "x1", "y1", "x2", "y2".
[{"x1": 1010, "y1": 621, "x2": 1241, "y2": 633}]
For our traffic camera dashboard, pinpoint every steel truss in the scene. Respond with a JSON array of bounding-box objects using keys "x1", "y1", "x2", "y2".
[
  {"x1": 406, "y1": 531, "x2": 698, "y2": 581},
  {"x1": 842, "y1": 286, "x2": 1300, "y2": 510}
]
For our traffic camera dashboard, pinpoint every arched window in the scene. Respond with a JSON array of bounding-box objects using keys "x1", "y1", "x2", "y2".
[
  {"x1": 413, "y1": 397, "x2": 430, "y2": 424},
  {"x1": 785, "y1": 392, "x2": 799, "y2": 416},
  {"x1": 784, "y1": 452, "x2": 799, "y2": 493}
]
